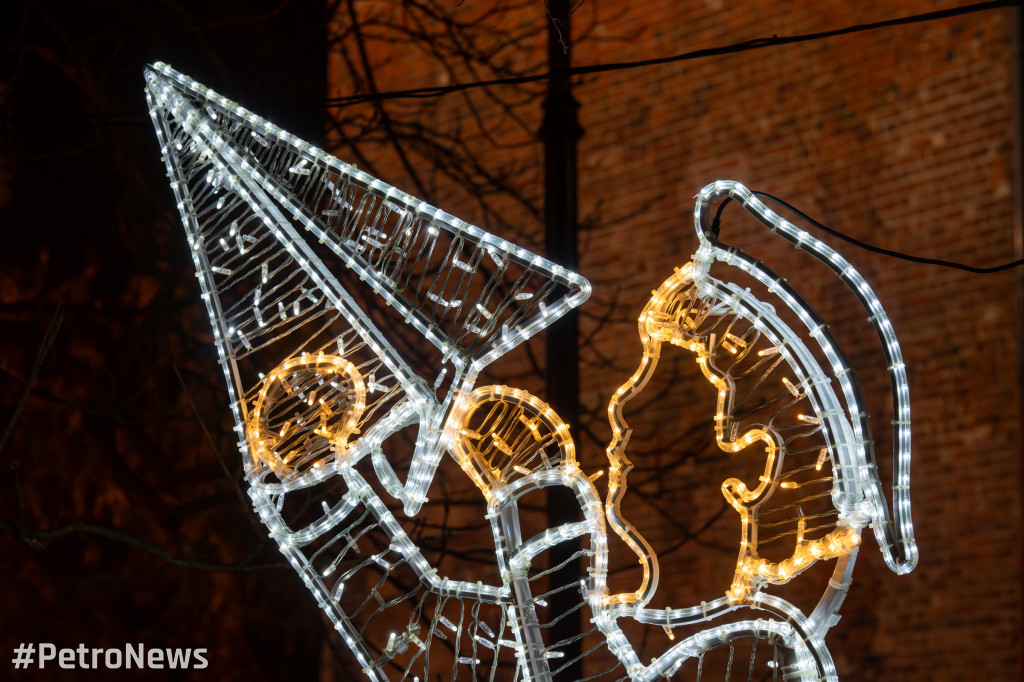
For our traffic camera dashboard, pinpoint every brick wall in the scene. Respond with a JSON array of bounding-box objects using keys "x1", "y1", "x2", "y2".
[{"x1": 328, "y1": 2, "x2": 1021, "y2": 678}]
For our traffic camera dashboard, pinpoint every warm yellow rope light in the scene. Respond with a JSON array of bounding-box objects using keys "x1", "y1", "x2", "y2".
[
  {"x1": 447, "y1": 385, "x2": 577, "y2": 501},
  {"x1": 248, "y1": 353, "x2": 365, "y2": 476},
  {"x1": 606, "y1": 264, "x2": 860, "y2": 605},
  {"x1": 150, "y1": 56, "x2": 919, "y2": 680}
]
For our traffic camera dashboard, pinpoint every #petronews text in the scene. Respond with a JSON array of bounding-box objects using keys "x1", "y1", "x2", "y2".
[{"x1": 11, "y1": 643, "x2": 208, "y2": 670}]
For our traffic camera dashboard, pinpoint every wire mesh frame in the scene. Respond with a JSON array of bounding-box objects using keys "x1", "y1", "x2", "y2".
[
  {"x1": 145, "y1": 62, "x2": 593, "y2": 682},
  {"x1": 144, "y1": 62, "x2": 590, "y2": 500},
  {"x1": 592, "y1": 182, "x2": 919, "y2": 680},
  {"x1": 691, "y1": 181, "x2": 917, "y2": 577},
  {"x1": 599, "y1": 270, "x2": 849, "y2": 681},
  {"x1": 593, "y1": 180, "x2": 918, "y2": 678},
  {"x1": 146, "y1": 59, "x2": 916, "y2": 682}
]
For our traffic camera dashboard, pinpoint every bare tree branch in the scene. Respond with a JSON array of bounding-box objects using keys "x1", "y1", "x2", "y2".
[
  {"x1": 0, "y1": 301, "x2": 64, "y2": 458},
  {"x1": 0, "y1": 516, "x2": 287, "y2": 573}
]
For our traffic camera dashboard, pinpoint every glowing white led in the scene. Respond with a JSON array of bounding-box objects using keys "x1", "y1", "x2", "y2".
[
  {"x1": 597, "y1": 180, "x2": 917, "y2": 678},
  {"x1": 147, "y1": 61, "x2": 596, "y2": 682},
  {"x1": 148, "y1": 59, "x2": 915, "y2": 682}
]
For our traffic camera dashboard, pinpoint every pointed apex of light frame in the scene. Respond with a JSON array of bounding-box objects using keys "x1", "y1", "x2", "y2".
[{"x1": 144, "y1": 62, "x2": 590, "y2": 393}]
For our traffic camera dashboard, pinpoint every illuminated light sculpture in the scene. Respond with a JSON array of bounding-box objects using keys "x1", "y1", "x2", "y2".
[
  {"x1": 147, "y1": 62, "x2": 917, "y2": 681},
  {"x1": 597, "y1": 181, "x2": 918, "y2": 680}
]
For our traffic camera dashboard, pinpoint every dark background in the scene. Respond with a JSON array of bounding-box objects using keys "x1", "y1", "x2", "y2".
[
  {"x1": 1, "y1": 2, "x2": 335, "y2": 679},
  {"x1": 3, "y1": 1, "x2": 1023, "y2": 680}
]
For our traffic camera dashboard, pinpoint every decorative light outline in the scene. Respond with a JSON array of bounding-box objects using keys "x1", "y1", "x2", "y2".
[{"x1": 147, "y1": 63, "x2": 917, "y2": 682}]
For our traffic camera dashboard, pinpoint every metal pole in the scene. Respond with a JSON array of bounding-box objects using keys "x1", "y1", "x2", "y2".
[{"x1": 543, "y1": 0, "x2": 583, "y2": 678}]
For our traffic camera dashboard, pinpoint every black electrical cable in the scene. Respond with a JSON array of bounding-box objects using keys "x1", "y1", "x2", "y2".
[
  {"x1": 710, "y1": 192, "x2": 1024, "y2": 274},
  {"x1": 2, "y1": 0, "x2": 1020, "y2": 132},
  {"x1": 323, "y1": 0, "x2": 1024, "y2": 108}
]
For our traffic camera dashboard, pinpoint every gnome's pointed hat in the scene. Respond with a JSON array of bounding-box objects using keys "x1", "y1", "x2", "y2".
[{"x1": 145, "y1": 63, "x2": 589, "y2": 509}]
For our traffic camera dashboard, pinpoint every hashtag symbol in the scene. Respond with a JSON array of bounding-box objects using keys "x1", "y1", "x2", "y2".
[{"x1": 12, "y1": 643, "x2": 34, "y2": 669}]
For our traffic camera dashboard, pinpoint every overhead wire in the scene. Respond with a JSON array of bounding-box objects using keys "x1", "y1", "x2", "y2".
[
  {"x1": 5, "y1": 0, "x2": 1023, "y2": 272},
  {"x1": 2, "y1": 0, "x2": 1020, "y2": 131},
  {"x1": 709, "y1": 192, "x2": 1024, "y2": 274},
  {"x1": 323, "y1": 0, "x2": 1024, "y2": 107}
]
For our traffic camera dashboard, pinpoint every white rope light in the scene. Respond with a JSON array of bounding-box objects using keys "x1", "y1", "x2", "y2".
[{"x1": 147, "y1": 63, "x2": 917, "y2": 682}]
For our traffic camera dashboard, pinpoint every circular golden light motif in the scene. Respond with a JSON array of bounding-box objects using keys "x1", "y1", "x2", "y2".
[{"x1": 248, "y1": 353, "x2": 366, "y2": 476}]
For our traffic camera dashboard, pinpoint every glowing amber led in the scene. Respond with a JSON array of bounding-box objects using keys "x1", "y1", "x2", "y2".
[
  {"x1": 149, "y1": 56, "x2": 917, "y2": 682},
  {"x1": 247, "y1": 354, "x2": 365, "y2": 476}
]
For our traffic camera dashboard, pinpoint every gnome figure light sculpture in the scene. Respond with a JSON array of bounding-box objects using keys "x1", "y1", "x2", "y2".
[{"x1": 147, "y1": 63, "x2": 917, "y2": 681}]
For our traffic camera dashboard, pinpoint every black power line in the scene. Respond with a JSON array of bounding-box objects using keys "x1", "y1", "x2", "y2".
[
  {"x1": 711, "y1": 192, "x2": 1024, "y2": 273},
  {"x1": 8, "y1": 1, "x2": 1023, "y2": 274},
  {"x1": 3, "y1": 0, "x2": 1020, "y2": 131},
  {"x1": 323, "y1": 0, "x2": 1024, "y2": 107}
]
